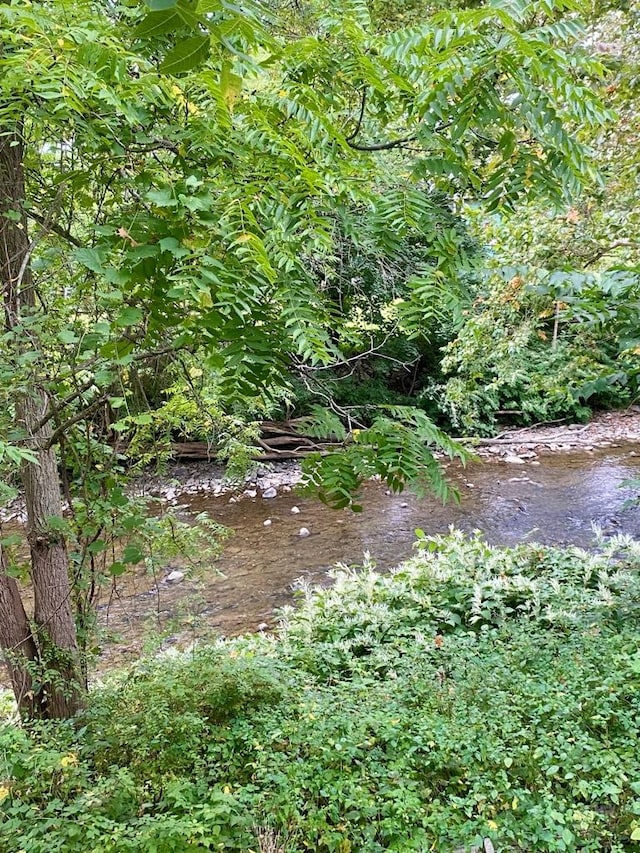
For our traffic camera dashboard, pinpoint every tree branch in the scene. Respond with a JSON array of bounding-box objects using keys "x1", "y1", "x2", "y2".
[
  {"x1": 27, "y1": 210, "x2": 82, "y2": 248},
  {"x1": 45, "y1": 396, "x2": 109, "y2": 450},
  {"x1": 584, "y1": 239, "x2": 640, "y2": 266},
  {"x1": 346, "y1": 88, "x2": 368, "y2": 143},
  {"x1": 347, "y1": 134, "x2": 417, "y2": 152}
]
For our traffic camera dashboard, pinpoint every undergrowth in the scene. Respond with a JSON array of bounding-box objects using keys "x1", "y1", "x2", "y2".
[{"x1": 2, "y1": 532, "x2": 640, "y2": 852}]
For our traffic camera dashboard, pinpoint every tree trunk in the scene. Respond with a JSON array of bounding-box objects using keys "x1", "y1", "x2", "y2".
[
  {"x1": 1, "y1": 126, "x2": 83, "y2": 718},
  {"x1": 0, "y1": 546, "x2": 42, "y2": 718}
]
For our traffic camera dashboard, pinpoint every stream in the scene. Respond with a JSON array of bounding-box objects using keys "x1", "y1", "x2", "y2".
[{"x1": 97, "y1": 444, "x2": 640, "y2": 663}]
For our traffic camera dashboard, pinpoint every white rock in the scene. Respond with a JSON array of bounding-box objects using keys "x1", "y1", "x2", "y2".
[
  {"x1": 400, "y1": 502, "x2": 408, "y2": 508},
  {"x1": 504, "y1": 455, "x2": 526, "y2": 464},
  {"x1": 298, "y1": 527, "x2": 311, "y2": 537},
  {"x1": 243, "y1": 489, "x2": 257, "y2": 498},
  {"x1": 165, "y1": 570, "x2": 184, "y2": 584},
  {"x1": 262, "y1": 487, "x2": 277, "y2": 499},
  {"x1": 263, "y1": 519, "x2": 272, "y2": 527},
  {"x1": 291, "y1": 506, "x2": 301, "y2": 514}
]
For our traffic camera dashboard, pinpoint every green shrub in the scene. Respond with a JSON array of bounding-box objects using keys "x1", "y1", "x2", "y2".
[{"x1": 3, "y1": 534, "x2": 640, "y2": 852}]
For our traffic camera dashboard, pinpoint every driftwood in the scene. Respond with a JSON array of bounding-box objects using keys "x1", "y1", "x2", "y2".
[
  {"x1": 465, "y1": 438, "x2": 594, "y2": 447},
  {"x1": 171, "y1": 420, "x2": 341, "y2": 462}
]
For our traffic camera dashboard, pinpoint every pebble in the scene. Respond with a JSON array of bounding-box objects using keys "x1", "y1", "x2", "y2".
[
  {"x1": 243, "y1": 489, "x2": 257, "y2": 498},
  {"x1": 298, "y1": 527, "x2": 311, "y2": 537},
  {"x1": 504, "y1": 455, "x2": 526, "y2": 464},
  {"x1": 291, "y1": 506, "x2": 301, "y2": 514},
  {"x1": 262, "y1": 487, "x2": 277, "y2": 499},
  {"x1": 263, "y1": 519, "x2": 272, "y2": 527},
  {"x1": 165, "y1": 570, "x2": 185, "y2": 584},
  {"x1": 400, "y1": 502, "x2": 408, "y2": 508}
]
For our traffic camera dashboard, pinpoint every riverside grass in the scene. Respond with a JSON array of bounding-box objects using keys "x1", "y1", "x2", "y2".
[{"x1": 1, "y1": 531, "x2": 640, "y2": 853}]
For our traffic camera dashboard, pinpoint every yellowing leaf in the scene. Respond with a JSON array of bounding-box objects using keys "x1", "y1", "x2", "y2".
[{"x1": 220, "y1": 61, "x2": 242, "y2": 111}]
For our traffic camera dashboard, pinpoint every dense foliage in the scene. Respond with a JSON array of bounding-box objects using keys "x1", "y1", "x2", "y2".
[
  {"x1": 2, "y1": 532, "x2": 640, "y2": 852},
  {"x1": 433, "y1": 0, "x2": 640, "y2": 434},
  {"x1": 2, "y1": 0, "x2": 624, "y2": 716}
]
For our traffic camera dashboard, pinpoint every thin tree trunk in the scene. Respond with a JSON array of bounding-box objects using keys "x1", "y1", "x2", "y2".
[
  {"x1": 0, "y1": 546, "x2": 42, "y2": 718},
  {"x1": 1, "y1": 125, "x2": 83, "y2": 718},
  {"x1": 18, "y1": 392, "x2": 84, "y2": 718}
]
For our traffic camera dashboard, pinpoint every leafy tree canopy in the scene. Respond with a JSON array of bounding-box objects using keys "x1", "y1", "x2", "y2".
[{"x1": 0, "y1": 0, "x2": 617, "y2": 715}]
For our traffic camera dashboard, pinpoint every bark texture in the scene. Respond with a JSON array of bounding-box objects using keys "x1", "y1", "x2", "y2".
[
  {"x1": 0, "y1": 547, "x2": 41, "y2": 718},
  {"x1": 1, "y1": 126, "x2": 83, "y2": 718}
]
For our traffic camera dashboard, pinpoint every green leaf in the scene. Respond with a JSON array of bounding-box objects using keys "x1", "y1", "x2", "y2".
[
  {"x1": 114, "y1": 307, "x2": 143, "y2": 327},
  {"x1": 122, "y1": 544, "x2": 144, "y2": 564},
  {"x1": 133, "y1": 10, "x2": 180, "y2": 37},
  {"x1": 159, "y1": 35, "x2": 210, "y2": 75},
  {"x1": 108, "y1": 488, "x2": 129, "y2": 508},
  {"x1": 58, "y1": 328, "x2": 79, "y2": 345},
  {"x1": 109, "y1": 561, "x2": 127, "y2": 577},
  {"x1": 145, "y1": 0, "x2": 178, "y2": 9},
  {"x1": 75, "y1": 247, "x2": 107, "y2": 274}
]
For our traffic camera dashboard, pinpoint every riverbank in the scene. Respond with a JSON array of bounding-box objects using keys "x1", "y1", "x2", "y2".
[
  {"x1": 2, "y1": 410, "x2": 638, "y2": 523},
  {"x1": 138, "y1": 408, "x2": 640, "y2": 505}
]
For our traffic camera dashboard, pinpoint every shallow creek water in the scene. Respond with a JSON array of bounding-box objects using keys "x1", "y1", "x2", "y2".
[{"x1": 94, "y1": 444, "x2": 640, "y2": 664}]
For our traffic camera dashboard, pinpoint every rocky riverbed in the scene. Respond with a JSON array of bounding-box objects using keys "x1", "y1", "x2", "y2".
[
  {"x1": 2, "y1": 410, "x2": 638, "y2": 523},
  {"x1": 137, "y1": 408, "x2": 640, "y2": 505}
]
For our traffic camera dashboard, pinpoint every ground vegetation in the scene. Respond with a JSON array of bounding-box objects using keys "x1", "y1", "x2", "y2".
[{"x1": 2, "y1": 532, "x2": 640, "y2": 851}]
